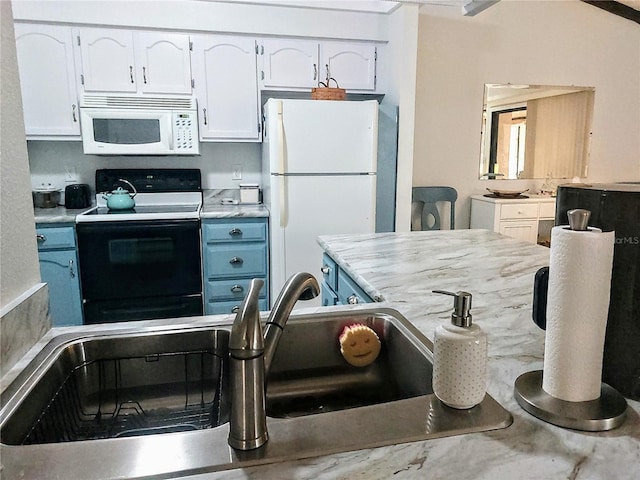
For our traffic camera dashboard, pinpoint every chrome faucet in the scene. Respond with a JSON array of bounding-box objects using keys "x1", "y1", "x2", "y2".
[{"x1": 227, "y1": 273, "x2": 320, "y2": 451}]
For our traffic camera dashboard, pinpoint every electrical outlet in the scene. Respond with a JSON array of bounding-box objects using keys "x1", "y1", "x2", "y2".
[
  {"x1": 232, "y1": 165, "x2": 243, "y2": 181},
  {"x1": 64, "y1": 167, "x2": 79, "y2": 183}
]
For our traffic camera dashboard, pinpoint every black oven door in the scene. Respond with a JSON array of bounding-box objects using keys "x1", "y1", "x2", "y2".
[{"x1": 77, "y1": 219, "x2": 203, "y2": 323}]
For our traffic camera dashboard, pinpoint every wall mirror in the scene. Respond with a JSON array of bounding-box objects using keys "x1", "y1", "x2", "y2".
[{"x1": 479, "y1": 84, "x2": 595, "y2": 180}]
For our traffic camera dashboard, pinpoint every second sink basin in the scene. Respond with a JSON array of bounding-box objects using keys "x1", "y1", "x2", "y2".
[
  {"x1": 266, "y1": 313, "x2": 432, "y2": 417},
  {"x1": 0, "y1": 307, "x2": 513, "y2": 479}
]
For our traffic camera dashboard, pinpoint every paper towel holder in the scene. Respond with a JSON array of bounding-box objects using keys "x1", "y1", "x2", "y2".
[{"x1": 515, "y1": 208, "x2": 628, "y2": 431}]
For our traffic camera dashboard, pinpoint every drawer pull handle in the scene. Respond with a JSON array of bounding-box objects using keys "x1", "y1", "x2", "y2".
[
  {"x1": 36, "y1": 234, "x2": 46, "y2": 243},
  {"x1": 230, "y1": 256, "x2": 244, "y2": 265},
  {"x1": 320, "y1": 265, "x2": 331, "y2": 275},
  {"x1": 231, "y1": 284, "x2": 244, "y2": 293},
  {"x1": 347, "y1": 294, "x2": 359, "y2": 305},
  {"x1": 68, "y1": 259, "x2": 75, "y2": 278},
  {"x1": 229, "y1": 228, "x2": 243, "y2": 236},
  {"x1": 231, "y1": 305, "x2": 240, "y2": 313}
]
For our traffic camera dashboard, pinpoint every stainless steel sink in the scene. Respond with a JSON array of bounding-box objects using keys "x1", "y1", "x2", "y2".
[{"x1": 0, "y1": 308, "x2": 512, "y2": 479}]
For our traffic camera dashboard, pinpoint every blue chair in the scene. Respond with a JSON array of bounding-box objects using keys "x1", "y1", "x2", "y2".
[{"x1": 411, "y1": 186, "x2": 458, "y2": 231}]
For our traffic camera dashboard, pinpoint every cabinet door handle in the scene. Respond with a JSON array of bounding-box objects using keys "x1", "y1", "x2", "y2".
[
  {"x1": 313, "y1": 63, "x2": 317, "y2": 81},
  {"x1": 320, "y1": 265, "x2": 331, "y2": 275},
  {"x1": 203, "y1": 108, "x2": 207, "y2": 125},
  {"x1": 142, "y1": 66, "x2": 147, "y2": 84},
  {"x1": 36, "y1": 234, "x2": 46, "y2": 243},
  {"x1": 231, "y1": 284, "x2": 244, "y2": 293},
  {"x1": 129, "y1": 65, "x2": 134, "y2": 84},
  {"x1": 347, "y1": 294, "x2": 359, "y2": 305},
  {"x1": 325, "y1": 64, "x2": 330, "y2": 84},
  {"x1": 229, "y1": 228, "x2": 242, "y2": 236},
  {"x1": 229, "y1": 256, "x2": 243, "y2": 265},
  {"x1": 72, "y1": 104, "x2": 77, "y2": 122},
  {"x1": 231, "y1": 305, "x2": 240, "y2": 313},
  {"x1": 68, "y1": 259, "x2": 76, "y2": 278}
]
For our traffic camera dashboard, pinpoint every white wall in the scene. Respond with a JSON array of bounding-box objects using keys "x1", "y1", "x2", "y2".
[
  {"x1": 1, "y1": 0, "x2": 41, "y2": 309},
  {"x1": 28, "y1": 142, "x2": 262, "y2": 194},
  {"x1": 414, "y1": 0, "x2": 640, "y2": 228}
]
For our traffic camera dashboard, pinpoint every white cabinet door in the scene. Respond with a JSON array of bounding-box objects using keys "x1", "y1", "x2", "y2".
[
  {"x1": 14, "y1": 24, "x2": 80, "y2": 137},
  {"x1": 499, "y1": 221, "x2": 539, "y2": 244},
  {"x1": 77, "y1": 28, "x2": 192, "y2": 94},
  {"x1": 77, "y1": 28, "x2": 137, "y2": 93},
  {"x1": 135, "y1": 32, "x2": 192, "y2": 94},
  {"x1": 320, "y1": 42, "x2": 376, "y2": 91},
  {"x1": 260, "y1": 39, "x2": 319, "y2": 89},
  {"x1": 192, "y1": 35, "x2": 260, "y2": 141}
]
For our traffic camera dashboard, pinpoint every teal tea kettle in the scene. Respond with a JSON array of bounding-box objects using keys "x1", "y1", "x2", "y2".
[{"x1": 102, "y1": 178, "x2": 137, "y2": 210}]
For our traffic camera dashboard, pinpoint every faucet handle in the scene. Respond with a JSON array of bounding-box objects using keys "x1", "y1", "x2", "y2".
[{"x1": 229, "y1": 278, "x2": 265, "y2": 358}]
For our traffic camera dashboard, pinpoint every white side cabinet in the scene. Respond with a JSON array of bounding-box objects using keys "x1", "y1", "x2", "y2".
[
  {"x1": 259, "y1": 39, "x2": 377, "y2": 91},
  {"x1": 76, "y1": 28, "x2": 192, "y2": 94},
  {"x1": 192, "y1": 35, "x2": 260, "y2": 141},
  {"x1": 14, "y1": 23, "x2": 81, "y2": 138},
  {"x1": 470, "y1": 194, "x2": 556, "y2": 244}
]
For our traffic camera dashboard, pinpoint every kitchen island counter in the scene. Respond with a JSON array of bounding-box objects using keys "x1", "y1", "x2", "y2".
[{"x1": 2, "y1": 230, "x2": 638, "y2": 479}]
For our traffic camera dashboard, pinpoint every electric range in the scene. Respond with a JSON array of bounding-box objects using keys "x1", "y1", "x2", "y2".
[{"x1": 76, "y1": 169, "x2": 204, "y2": 324}]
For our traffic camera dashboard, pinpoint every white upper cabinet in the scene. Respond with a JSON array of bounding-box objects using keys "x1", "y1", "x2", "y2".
[
  {"x1": 76, "y1": 28, "x2": 192, "y2": 94},
  {"x1": 320, "y1": 42, "x2": 376, "y2": 91},
  {"x1": 259, "y1": 39, "x2": 319, "y2": 89},
  {"x1": 192, "y1": 35, "x2": 260, "y2": 141},
  {"x1": 259, "y1": 38, "x2": 377, "y2": 91},
  {"x1": 14, "y1": 23, "x2": 80, "y2": 137},
  {"x1": 77, "y1": 28, "x2": 137, "y2": 93},
  {"x1": 136, "y1": 32, "x2": 193, "y2": 94}
]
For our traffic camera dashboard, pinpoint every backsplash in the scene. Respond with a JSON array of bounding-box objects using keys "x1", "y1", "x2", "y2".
[{"x1": 28, "y1": 141, "x2": 262, "y2": 195}]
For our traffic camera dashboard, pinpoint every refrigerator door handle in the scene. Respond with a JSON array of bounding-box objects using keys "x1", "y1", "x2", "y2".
[{"x1": 276, "y1": 101, "x2": 288, "y2": 227}]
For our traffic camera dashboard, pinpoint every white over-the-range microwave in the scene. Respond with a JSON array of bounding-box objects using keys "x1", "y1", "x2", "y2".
[{"x1": 80, "y1": 94, "x2": 200, "y2": 155}]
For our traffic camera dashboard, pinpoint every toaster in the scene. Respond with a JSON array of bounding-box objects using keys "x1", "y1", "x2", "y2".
[{"x1": 64, "y1": 184, "x2": 91, "y2": 209}]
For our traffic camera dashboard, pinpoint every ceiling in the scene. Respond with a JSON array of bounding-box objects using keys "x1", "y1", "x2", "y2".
[{"x1": 208, "y1": 1, "x2": 640, "y2": 22}]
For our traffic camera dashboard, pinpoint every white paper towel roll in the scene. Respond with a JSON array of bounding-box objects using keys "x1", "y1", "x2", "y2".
[{"x1": 542, "y1": 225, "x2": 615, "y2": 402}]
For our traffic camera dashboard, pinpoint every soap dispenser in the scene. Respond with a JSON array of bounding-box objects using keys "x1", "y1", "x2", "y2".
[{"x1": 432, "y1": 290, "x2": 487, "y2": 409}]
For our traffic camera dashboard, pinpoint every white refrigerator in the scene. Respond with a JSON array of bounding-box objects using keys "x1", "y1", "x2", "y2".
[{"x1": 262, "y1": 98, "x2": 379, "y2": 304}]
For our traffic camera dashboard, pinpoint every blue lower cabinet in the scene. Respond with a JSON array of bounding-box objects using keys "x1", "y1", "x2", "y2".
[
  {"x1": 202, "y1": 218, "x2": 269, "y2": 313},
  {"x1": 206, "y1": 298, "x2": 269, "y2": 315},
  {"x1": 37, "y1": 226, "x2": 83, "y2": 326},
  {"x1": 321, "y1": 281, "x2": 339, "y2": 306},
  {"x1": 321, "y1": 253, "x2": 373, "y2": 306}
]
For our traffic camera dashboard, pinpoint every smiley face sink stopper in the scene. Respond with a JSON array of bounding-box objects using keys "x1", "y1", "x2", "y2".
[{"x1": 339, "y1": 324, "x2": 381, "y2": 367}]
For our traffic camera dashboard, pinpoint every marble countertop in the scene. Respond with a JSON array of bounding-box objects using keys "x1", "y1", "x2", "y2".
[
  {"x1": 3, "y1": 230, "x2": 638, "y2": 479},
  {"x1": 33, "y1": 204, "x2": 94, "y2": 224},
  {"x1": 201, "y1": 189, "x2": 269, "y2": 218}
]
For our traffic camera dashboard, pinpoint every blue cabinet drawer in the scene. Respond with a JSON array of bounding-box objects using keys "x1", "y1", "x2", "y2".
[
  {"x1": 203, "y1": 220, "x2": 266, "y2": 243},
  {"x1": 206, "y1": 298, "x2": 268, "y2": 315},
  {"x1": 321, "y1": 254, "x2": 338, "y2": 291},
  {"x1": 337, "y1": 269, "x2": 373, "y2": 305},
  {"x1": 205, "y1": 244, "x2": 268, "y2": 279},
  {"x1": 36, "y1": 226, "x2": 76, "y2": 250},
  {"x1": 206, "y1": 277, "x2": 268, "y2": 301}
]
